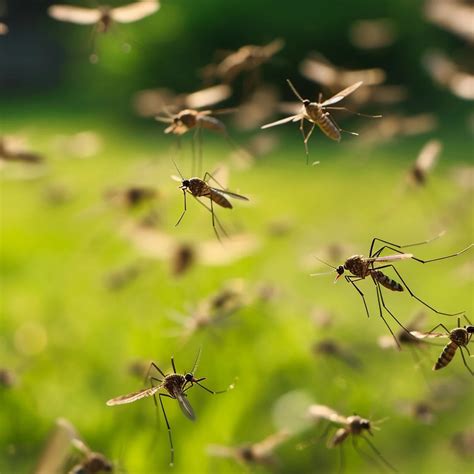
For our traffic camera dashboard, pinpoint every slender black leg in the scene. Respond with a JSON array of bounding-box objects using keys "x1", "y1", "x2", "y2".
[
  {"x1": 175, "y1": 190, "x2": 187, "y2": 226},
  {"x1": 459, "y1": 347, "x2": 474, "y2": 375},
  {"x1": 192, "y1": 197, "x2": 228, "y2": 238},
  {"x1": 203, "y1": 171, "x2": 227, "y2": 190},
  {"x1": 361, "y1": 436, "x2": 397, "y2": 472},
  {"x1": 145, "y1": 362, "x2": 167, "y2": 383},
  {"x1": 425, "y1": 323, "x2": 450, "y2": 335},
  {"x1": 373, "y1": 281, "x2": 401, "y2": 350},
  {"x1": 171, "y1": 357, "x2": 177, "y2": 374},
  {"x1": 351, "y1": 437, "x2": 380, "y2": 471},
  {"x1": 328, "y1": 114, "x2": 358, "y2": 137},
  {"x1": 159, "y1": 393, "x2": 175, "y2": 466},
  {"x1": 374, "y1": 264, "x2": 464, "y2": 316},
  {"x1": 195, "y1": 380, "x2": 227, "y2": 395},
  {"x1": 299, "y1": 117, "x2": 310, "y2": 162},
  {"x1": 369, "y1": 235, "x2": 444, "y2": 257},
  {"x1": 209, "y1": 197, "x2": 222, "y2": 242},
  {"x1": 345, "y1": 276, "x2": 370, "y2": 318}
]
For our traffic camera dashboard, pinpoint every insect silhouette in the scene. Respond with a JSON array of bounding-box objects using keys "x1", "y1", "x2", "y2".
[
  {"x1": 156, "y1": 107, "x2": 236, "y2": 175},
  {"x1": 307, "y1": 404, "x2": 395, "y2": 472},
  {"x1": 313, "y1": 236, "x2": 473, "y2": 348},
  {"x1": 261, "y1": 79, "x2": 380, "y2": 160},
  {"x1": 172, "y1": 164, "x2": 249, "y2": 241},
  {"x1": 407, "y1": 139, "x2": 442, "y2": 187},
  {"x1": 48, "y1": 1, "x2": 159, "y2": 62},
  {"x1": 410, "y1": 317, "x2": 474, "y2": 375},
  {"x1": 106, "y1": 349, "x2": 227, "y2": 466},
  {"x1": 207, "y1": 430, "x2": 289, "y2": 468}
]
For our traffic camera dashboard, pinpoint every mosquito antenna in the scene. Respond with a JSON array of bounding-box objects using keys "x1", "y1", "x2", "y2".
[
  {"x1": 314, "y1": 256, "x2": 337, "y2": 270},
  {"x1": 286, "y1": 79, "x2": 304, "y2": 102},
  {"x1": 172, "y1": 159, "x2": 184, "y2": 180},
  {"x1": 191, "y1": 347, "x2": 202, "y2": 375},
  {"x1": 310, "y1": 271, "x2": 336, "y2": 277}
]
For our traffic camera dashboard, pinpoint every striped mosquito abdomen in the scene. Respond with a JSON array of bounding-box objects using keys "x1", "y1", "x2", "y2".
[
  {"x1": 305, "y1": 104, "x2": 341, "y2": 141},
  {"x1": 434, "y1": 341, "x2": 457, "y2": 370},
  {"x1": 209, "y1": 189, "x2": 232, "y2": 208},
  {"x1": 330, "y1": 428, "x2": 349, "y2": 447},
  {"x1": 371, "y1": 270, "x2": 403, "y2": 292}
]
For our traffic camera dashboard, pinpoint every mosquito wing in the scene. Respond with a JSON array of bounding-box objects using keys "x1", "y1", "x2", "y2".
[
  {"x1": 308, "y1": 404, "x2": 348, "y2": 425},
  {"x1": 371, "y1": 253, "x2": 413, "y2": 263},
  {"x1": 322, "y1": 81, "x2": 363, "y2": 106},
  {"x1": 106, "y1": 385, "x2": 161, "y2": 406},
  {"x1": 111, "y1": 1, "x2": 160, "y2": 23},
  {"x1": 185, "y1": 85, "x2": 232, "y2": 109},
  {"x1": 211, "y1": 187, "x2": 249, "y2": 201},
  {"x1": 176, "y1": 392, "x2": 196, "y2": 420},
  {"x1": 415, "y1": 139, "x2": 442, "y2": 172},
  {"x1": 261, "y1": 114, "x2": 303, "y2": 129},
  {"x1": 409, "y1": 331, "x2": 448, "y2": 340},
  {"x1": 253, "y1": 431, "x2": 289, "y2": 456},
  {"x1": 48, "y1": 5, "x2": 102, "y2": 24}
]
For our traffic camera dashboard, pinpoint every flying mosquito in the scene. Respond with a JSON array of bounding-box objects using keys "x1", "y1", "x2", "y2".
[
  {"x1": 48, "y1": 1, "x2": 160, "y2": 63},
  {"x1": 156, "y1": 107, "x2": 237, "y2": 175},
  {"x1": 207, "y1": 431, "x2": 289, "y2": 468},
  {"x1": 312, "y1": 235, "x2": 473, "y2": 348},
  {"x1": 407, "y1": 139, "x2": 442, "y2": 187},
  {"x1": 261, "y1": 79, "x2": 380, "y2": 160},
  {"x1": 106, "y1": 349, "x2": 227, "y2": 466},
  {"x1": 307, "y1": 404, "x2": 395, "y2": 472},
  {"x1": 410, "y1": 317, "x2": 474, "y2": 375},
  {"x1": 171, "y1": 164, "x2": 249, "y2": 241}
]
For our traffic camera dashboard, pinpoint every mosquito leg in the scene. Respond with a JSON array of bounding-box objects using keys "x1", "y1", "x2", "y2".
[
  {"x1": 324, "y1": 106, "x2": 382, "y2": 118},
  {"x1": 159, "y1": 393, "x2": 175, "y2": 466},
  {"x1": 144, "y1": 362, "x2": 166, "y2": 385},
  {"x1": 171, "y1": 357, "x2": 177, "y2": 374},
  {"x1": 328, "y1": 114, "x2": 358, "y2": 137},
  {"x1": 304, "y1": 123, "x2": 316, "y2": 164},
  {"x1": 351, "y1": 438, "x2": 380, "y2": 471},
  {"x1": 210, "y1": 198, "x2": 222, "y2": 242},
  {"x1": 361, "y1": 436, "x2": 397, "y2": 472},
  {"x1": 194, "y1": 380, "x2": 228, "y2": 395},
  {"x1": 459, "y1": 348, "x2": 474, "y2": 375},
  {"x1": 299, "y1": 117, "x2": 310, "y2": 162},
  {"x1": 375, "y1": 264, "x2": 465, "y2": 316},
  {"x1": 369, "y1": 234, "x2": 446, "y2": 257},
  {"x1": 203, "y1": 171, "x2": 227, "y2": 190},
  {"x1": 175, "y1": 190, "x2": 187, "y2": 226},
  {"x1": 192, "y1": 197, "x2": 228, "y2": 238},
  {"x1": 425, "y1": 323, "x2": 451, "y2": 335},
  {"x1": 345, "y1": 276, "x2": 370, "y2": 318},
  {"x1": 373, "y1": 281, "x2": 401, "y2": 350}
]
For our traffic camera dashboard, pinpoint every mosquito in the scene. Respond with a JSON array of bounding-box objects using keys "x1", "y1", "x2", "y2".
[
  {"x1": 171, "y1": 163, "x2": 249, "y2": 241},
  {"x1": 307, "y1": 404, "x2": 395, "y2": 472},
  {"x1": 261, "y1": 79, "x2": 381, "y2": 160},
  {"x1": 410, "y1": 317, "x2": 474, "y2": 375},
  {"x1": 207, "y1": 430, "x2": 289, "y2": 468},
  {"x1": 48, "y1": 1, "x2": 159, "y2": 63},
  {"x1": 156, "y1": 107, "x2": 236, "y2": 175},
  {"x1": 106, "y1": 349, "x2": 227, "y2": 466},
  {"x1": 312, "y1": 235, "x2": 473, "y2": 349}
]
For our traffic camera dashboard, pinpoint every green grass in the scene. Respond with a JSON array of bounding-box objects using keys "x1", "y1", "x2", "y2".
[{"x1": 1, "y1": 117, "x2": 473, "y2": 474}]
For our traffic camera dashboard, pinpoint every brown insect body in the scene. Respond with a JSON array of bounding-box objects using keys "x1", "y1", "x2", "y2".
[
  {"x1": 343, "y1": 255, "x2": 403, "y2": 292},
  {"x1": 304, "y1": 102, "x2": 341, "y2": 141},
  {"x1": 185, "y1": 178, "x2": 232, "y2": 208},
  {"x1": 164, "y1": 109, "x2": 227, "y2": 136},
  {"x1": 97, "y1": 8, "x2": 113, "y2": 33},
  {"x1": 434, "y1": 327, "x2": 471, "y2": 371},
  {"x1": 70, "y1": 451, "x2": 112, "y2": 474}
]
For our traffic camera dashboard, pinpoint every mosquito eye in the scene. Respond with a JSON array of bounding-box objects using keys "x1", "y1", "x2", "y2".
[
  {"x1": 337, "y1": 266, "x2": 344, "y2": 275},
  {"x1": 303, "y1": 99, "x2": 310, "y2": 106},
  {"x1": 185, "y1": 373, "x2": 193, "y2": 382},
  {"x1": 182, "y1": 180, "x2": 189, "y2": 187}
]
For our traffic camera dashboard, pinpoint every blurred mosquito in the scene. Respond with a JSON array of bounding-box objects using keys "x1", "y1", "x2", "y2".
[
  {"x1": 0, "y1": 22, "x2": 8, "y2": 35},
  {"x1": 35, "y1": 418, "x2": 113, "y2": 474},
  {"x1": 202, "y1": 39, "x2": 285, "y2": 85},
  {"x1": 0, "y1": 137, "x2": 43, "y2": 164},
  {"x1": 156, "y1": 107, "x2": 237, "y2": 175},
  {"x1": 407, "y1": 139, "x2": 442, "y2": 187},
  {"x1": 172, "y1": 163, "x2": 249, "y2": 241},
  {"x1": 312, "y1": 235, "x2": 473, "y2": 349},
  {"x1": 262, "y1": 79, "x2": 381, "y2": 161},
  {"x1": 106, "y1": 349, "x2": 228, "y2": 466},
  {"x1": 410, "y1": 317, "x2": 474, "y2": 375},
  {"x1": 48, "y1": 1, "x2": 159, "y2": 63},
  {"x1": 207, "y1": 431, "x2": 289, "y2": 468},
  {"x1": 306, "y1": 404, "x2": 395, "y2": 472}
]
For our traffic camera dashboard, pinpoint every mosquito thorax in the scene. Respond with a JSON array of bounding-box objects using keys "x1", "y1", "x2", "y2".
[
  {"x1": 348, "y1": 416, "x2": 370, "y2": 433},
  {"x1": 239, "y1": 445, "x2": 256, "y2": 462},
  {"x1": 450, "y1": 328, "x2": 469, "y2": 346}
]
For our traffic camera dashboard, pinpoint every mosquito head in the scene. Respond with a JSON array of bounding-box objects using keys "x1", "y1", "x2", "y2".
[
  {"x1": 180, "y1": 179, "x2": 190, "y2": 190},
  {"x1": 302, "y1": 99, "x2": 310, "y2": 107},
  {"x1": 335, "y1": 265, "x2": 345, "y2": 281},
  {"x1": 184, "y1": 372, "x2": 194, "y2": 383},
  {"x1": 466, "y1": 325, "x2": 474, "y2": 334}
]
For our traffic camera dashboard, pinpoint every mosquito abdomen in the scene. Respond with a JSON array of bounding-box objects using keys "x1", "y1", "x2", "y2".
[
  {"x1": 199, "y1": 116, "x2": 226, "y2": 134},
  {"x1": 372, "y1": 270, "x2": 403, "y2": 292},
  {"x1": 316, "y1": 113, "x2": 341, "y2": 141},
  {"x1": 433, "y1": 342, "x2": 457, "y2": 370},
  {"x1": 210, "y1": 190, "x2": 232, "y2": 208}
]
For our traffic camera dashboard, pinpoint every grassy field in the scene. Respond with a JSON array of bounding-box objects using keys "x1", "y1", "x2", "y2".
[{"x1": 1, "y1": 113, "x2": 473, "y2": 474}]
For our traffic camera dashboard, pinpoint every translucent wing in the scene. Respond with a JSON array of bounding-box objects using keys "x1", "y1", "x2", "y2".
[
  {"x1": 176, "y1": 393, "x2": 195, "y2": 420},
  {"x1": 211, "y1": 187, "x2": 249, "y2": 201},
  {"x1": 171, "y1": 175, "x2": 183, "y2": 183},
  {"x1": 308, "y1": 404, "x2": 348, "y2": 425},
  {"x1": 261, "y1": 114, "x2": 303, "y2": 129},
  {"x1": 48, "y1": 5, "x2": 102, "y2": 24},
  {"x1": 409, "y1": 331, "x2": 448, "y2": 340},
  {"x1": 252, "y1": 431, "x2": 289, "y2": 456},
  {"x1": 415, "y1": 139, "x2": 442, "y2": 173},
  {"x1": 111, "y1": 1, "x2": 160, "y2": 23},
  {"x1": 185, "y1": 85, "x2": 232, "y2": 109},
  {"x1": 371, "y1": 253, "x2": 413, "y2": 262},
  {"x1": 106, "y1": 385, "x2": 161, "y2": 406},
  {"x1": 322, "y1": 81, "x2": 363, "y2": 106}
]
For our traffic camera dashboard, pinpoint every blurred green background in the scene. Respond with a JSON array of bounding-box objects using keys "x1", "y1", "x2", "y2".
[{"x1": 1, "y1": 0, "x2": 473, "y2": 473}]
